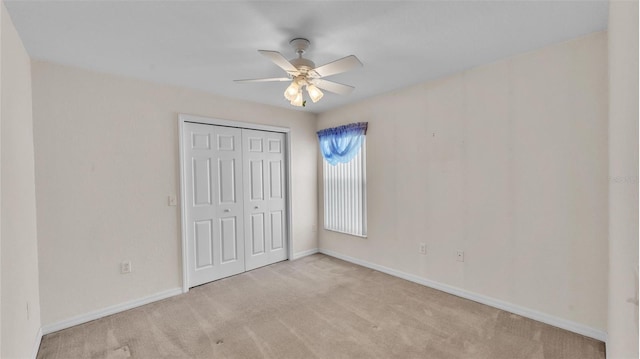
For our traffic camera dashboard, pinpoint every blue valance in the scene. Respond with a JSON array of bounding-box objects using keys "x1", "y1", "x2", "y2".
[{"x1": 317, "y1": 122, "x2": 368, "y2": 166}]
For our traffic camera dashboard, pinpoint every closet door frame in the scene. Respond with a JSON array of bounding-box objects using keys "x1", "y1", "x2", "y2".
[{"x1": 178, "y1": 113, "x2": 292, "y2": 293}]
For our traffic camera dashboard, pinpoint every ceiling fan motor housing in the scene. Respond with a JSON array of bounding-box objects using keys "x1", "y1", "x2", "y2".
[
  {"x1": 289, "y1": 38, "x2": 315, "y2": 73},
  {"x1": 290, "y1": 57, "x2": 316, "y2": 72}
]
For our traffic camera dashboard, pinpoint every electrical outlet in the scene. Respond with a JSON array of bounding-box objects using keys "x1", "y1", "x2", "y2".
[
  {"x1": 419, "y1": 243, "x2": 427, "y2": 255},
  {"x1": 168, "y1": 195, "x2": 177, "y2": 206},
  {"x1": 456, "y1": 250, "x2": 465, "y2": 262},
  {"x1": 121, "y1": 261, "x2": 132, "y2": 274}
]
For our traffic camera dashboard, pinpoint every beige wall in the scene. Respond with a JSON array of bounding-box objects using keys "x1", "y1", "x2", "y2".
[
  {"x1": 318, "y1": 32, "x2": 608, "y2": 331},
  {"x1": 1, "y1": 5, "x2": 3, "y2": 355},
  {"x1": 0, "y1": 2, "x2": 42, "y2": 358},
  {"x1": 607, "y1": 0, "x2": 639, "y2": 357},
  {"x1": 31, "y1": 61, "x2": 317, "y2": 326}
]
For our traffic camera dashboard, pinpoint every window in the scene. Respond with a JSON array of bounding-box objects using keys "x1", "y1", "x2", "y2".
[{"x1": 318, "y1": 123, "x2": 367, "y2": 237}]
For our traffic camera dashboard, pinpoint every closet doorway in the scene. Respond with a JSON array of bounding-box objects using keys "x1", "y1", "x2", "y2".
[{"x1": 179, "y1": 114, "x2": 291, "y2": 290}]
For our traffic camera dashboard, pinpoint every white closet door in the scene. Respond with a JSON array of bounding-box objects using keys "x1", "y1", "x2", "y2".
[
  {"x1": 242, "y1": 129, "x2": 288, "y2": 271},
  {"x1": 184, "y1": 122, "x2": 245, "y2": 287}
]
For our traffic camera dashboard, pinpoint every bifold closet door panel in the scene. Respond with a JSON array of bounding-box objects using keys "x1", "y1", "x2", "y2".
[
  {"x1": 242, "y1": 129, "x2": 288, "y2": 271},
  {"x1": 183, "y1": 122, "x2": 245, "y2": 287}
]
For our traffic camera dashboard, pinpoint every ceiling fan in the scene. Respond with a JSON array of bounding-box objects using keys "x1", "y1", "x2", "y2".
[{"x1": 234, "y1": 38, "x2": 363, "y2": 107}]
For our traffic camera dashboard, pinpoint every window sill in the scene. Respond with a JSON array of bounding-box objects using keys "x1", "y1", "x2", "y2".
[{"x1": 323, "y1": 228, "x2": 367, "y2": 238}]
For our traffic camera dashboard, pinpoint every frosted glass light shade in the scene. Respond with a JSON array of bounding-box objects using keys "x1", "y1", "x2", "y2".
[
  {"x1": 290, "y1": 91, "x2": 304, "y2": 106},
  {"x1": 307, "y1": 84, "x2": 324, "y2": 103},
  {"x1": 284, "y1": 82, "x2": 300, "y2": 101}
]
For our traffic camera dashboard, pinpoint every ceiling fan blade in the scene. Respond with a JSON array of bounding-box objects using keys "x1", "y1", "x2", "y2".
[
  {"x1": 311, "y1": 79, "x2": 355, "y2": 95},
  {"x1": 258, "y1": 50, "x2": 299, "y2": 74},
  {"x1": 234, "y1": 77, "x2": 291, "y2": 83},
  {"x1": 312, "y1": 55, "x2": 362, "y2": 78}
]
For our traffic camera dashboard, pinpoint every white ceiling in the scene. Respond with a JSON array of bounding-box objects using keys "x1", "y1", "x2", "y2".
[{"x1": 5, "y1": 0, "x2": 608, "y2": 114}]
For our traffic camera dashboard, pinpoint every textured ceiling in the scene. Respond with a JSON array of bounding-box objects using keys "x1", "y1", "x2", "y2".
[{"x1": 5, "y1": 1, "x2": 608, "y2": 114}]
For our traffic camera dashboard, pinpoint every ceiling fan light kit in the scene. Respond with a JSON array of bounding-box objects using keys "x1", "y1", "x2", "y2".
[
  {"x1": 235, "y1": 38, "x2": 362, "y2": 107},
  {"x1": 284, "y1": 76, "x2": 323, "y2": 106}
]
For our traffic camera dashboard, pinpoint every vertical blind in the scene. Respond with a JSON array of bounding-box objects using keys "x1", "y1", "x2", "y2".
[
  {"x1": 318, "y1": 123, "x2": 367, "y2": 237},
  {"x1": 323, "y1": 139, "x2": 367, "y2": 236}
]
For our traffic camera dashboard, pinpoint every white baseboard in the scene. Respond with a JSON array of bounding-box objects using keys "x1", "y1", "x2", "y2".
[
  {"x1": 292, "y1": 248, "x2": 319, "y2": 260},
  {"x1": 41, "y1": 287, "x2": 182, "y2": 335},
  {"x1": 31, "y1": 327, "x2": 43, "y2": 359},
  {"x1": 318, "y1": 249, "x2": 607, "y2": 342}
]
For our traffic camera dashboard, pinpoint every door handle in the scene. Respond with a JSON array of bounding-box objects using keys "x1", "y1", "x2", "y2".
[
  {"x1": 254, "y1": 206, "x2": 259, "y2": 209},
  {"x1": 224, "y1": 209, "x2": 231, "y2": 212}
]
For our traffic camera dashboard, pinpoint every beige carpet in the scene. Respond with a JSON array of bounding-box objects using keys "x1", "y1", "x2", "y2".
[{"x1": 37, "y1": 254, "x2": 605, "y2": 359}]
